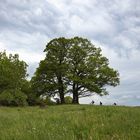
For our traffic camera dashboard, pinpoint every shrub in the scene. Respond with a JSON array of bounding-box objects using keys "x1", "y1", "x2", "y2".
[
  {"x1": 0, "y1": 90, "x2": 14, "y2": 106},
  {"x1": 0, "y1": 89, "x2": 27, "y2": 106},
  {"x1": 26, "y1": 93, "x2": 39, "y2": 106},
  {"x1": 65, "y1": 96, "x2": 72, "y2": 104}
]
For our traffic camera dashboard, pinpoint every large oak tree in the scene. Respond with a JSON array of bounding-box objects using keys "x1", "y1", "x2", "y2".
[{"x1": 67, "y1": 37, "x2": 119, "y2": 103}]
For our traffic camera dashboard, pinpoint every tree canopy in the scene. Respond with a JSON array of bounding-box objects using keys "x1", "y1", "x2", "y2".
[
  {"x1": 31, "y1": 38, "x2": 69, "y2": 103},
  {"x1": 67, "y1": 37, "x2": 119, "y2": 103},
  {"x1": 32, "y1": 37, "x2": 120, "y2": 104},
  {"x1": 0, "y1": 51, "x2": 28, "y2": 106}
]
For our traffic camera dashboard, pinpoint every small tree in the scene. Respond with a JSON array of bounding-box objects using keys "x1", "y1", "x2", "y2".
[
  {"x1": 0, "y1": 51, "x2": 28, "y2": 106},
  {"x1": 0, "y1": 51, "x2": 28, "y2": 93}
]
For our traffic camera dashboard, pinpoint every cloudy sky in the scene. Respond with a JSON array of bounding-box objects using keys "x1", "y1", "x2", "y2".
[{"x1": 0, "y1": 0, "x2": 140, "y2": 106}]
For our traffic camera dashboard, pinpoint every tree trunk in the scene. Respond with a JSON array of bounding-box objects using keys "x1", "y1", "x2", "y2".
[
  {"x1": 59, "y1": 92, "x2": 65, "y2": 104},
  {"x1": 72, "y1": 83, "x2": 79, "y2": 104},
  {"x1": 58, "y1": 76, "x2": 65, "y2": 104}
]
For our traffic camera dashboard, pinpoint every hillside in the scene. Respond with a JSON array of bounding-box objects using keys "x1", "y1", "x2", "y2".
[{"x1": 0, "y1": 105, "x2": 140, "y2": 140}]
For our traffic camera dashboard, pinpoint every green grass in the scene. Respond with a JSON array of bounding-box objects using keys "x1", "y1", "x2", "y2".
[{"x1": 0, "y1": 105, "x2": 140, "y2": 140}]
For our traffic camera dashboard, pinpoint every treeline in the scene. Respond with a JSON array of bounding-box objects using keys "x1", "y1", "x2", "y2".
[{"x1": 0, "y1": 37, "x2": 119, "y2": 106}]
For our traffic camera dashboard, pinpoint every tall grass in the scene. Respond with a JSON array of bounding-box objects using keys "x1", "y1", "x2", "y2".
[{"x1": 0, "y1": 105, "x2": 140, "y2": 140}]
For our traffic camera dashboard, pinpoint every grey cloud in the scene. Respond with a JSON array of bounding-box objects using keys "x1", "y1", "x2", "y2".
[
  {"x1": 0, "y1": 0, "x2": 139, "y2": 52},
  {"x1": 0, "y1": 0, "x2": 67, "y2": 37},
  {"x1": 66, "y1": 0, "x2": 140, "y2": 53}
]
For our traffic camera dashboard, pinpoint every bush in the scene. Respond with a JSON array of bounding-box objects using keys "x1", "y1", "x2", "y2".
[
  {"x1": 26, "y1": 93, "x2": 39, "y2": 106},
  {"x1": 0, "y1": 90, "x2": 14, "y2": 106},
  {"x1": 65, "y1": 96, "x2": 72, "y2": 104},
  {"x1": 0, "y1": 89, "x2": 27, "y2": 106}
]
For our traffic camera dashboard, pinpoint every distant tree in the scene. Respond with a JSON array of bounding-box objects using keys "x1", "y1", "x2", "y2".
[
  {"x1": 0, "y1": 51, "x2": 28, "y2": 92},
  {"x1": 0, "y1": 51, "x2": 28, "y2": 106},
  {"x1": 31, "y1": 38, "x2": 69, "y2": 104}
]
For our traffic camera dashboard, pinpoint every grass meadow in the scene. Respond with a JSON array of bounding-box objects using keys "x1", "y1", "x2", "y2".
[{"x1": 0, "y1": 105, "x2": 140, "y2": 140}]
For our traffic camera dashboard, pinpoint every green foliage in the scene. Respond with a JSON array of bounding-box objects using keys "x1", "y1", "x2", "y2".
[
  {"x1": 32, "y1": 37, "x2": 119, "y2": 104},
  {"x1": 0, "y1": 105, "x2": 140, "y2": 140},
  {"x1": 64, "y1": 96, "x2": 72, "y2": 104},
  {"x1": 67, "y1": 37, "x2": 119, "y2": 102},
  {"x1": 0, "y1": 51, "x2": 29, "y2": 106},
  {"x1": 21, "y1": 79, "x2": 38, "y2": 106},
  {"x1": 31, "y1": 38, "x2": 69, "y2": 103},
  {"x1": 0, "y1": 89, "x2": 27, "y2": 106},
  {"x1": 0, "y1": 90, "x2": 14, "y2": 106},
  {"x1": 26, "y1": 93, "x2": 39, "y2": 106},
  {"x1": 0, "y1": 51, "x2": 28, "y2": 93}
]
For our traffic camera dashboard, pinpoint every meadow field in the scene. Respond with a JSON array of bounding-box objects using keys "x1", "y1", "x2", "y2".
[{"x1": 0, "y1": 105, "x2": 140, "y2": 140}]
